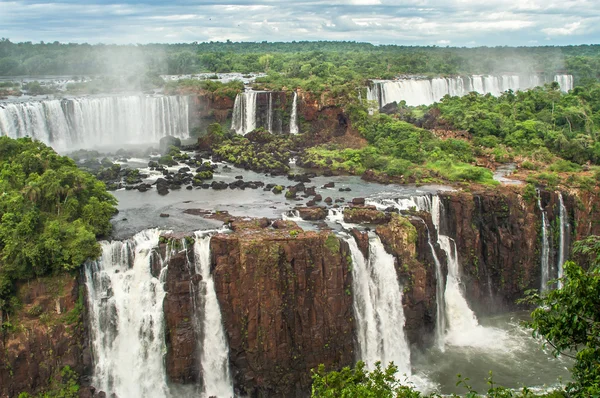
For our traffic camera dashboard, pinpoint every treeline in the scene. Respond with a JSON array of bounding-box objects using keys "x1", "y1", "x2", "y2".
[{"x1": 1, "y1": 38, "x2": 599, "y2": 85}]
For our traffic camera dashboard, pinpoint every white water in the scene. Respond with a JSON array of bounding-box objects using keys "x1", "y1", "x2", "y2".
[
  {"x1": 554, "y1": 75, "x2": 574, "y2": 93},
  {"x1": 344, "y1": 233, "x2": 412, "y2": 374},
  {"x1": 0, "y1": 95, "x2": 189, "y2": 151},
  {"x1": 231, "y1": 90, "x2": 258, "y2": 135},
  {"x1": 424, "y1": 224, "x2": 446, "y2": 351},
  {"x1": 84, "y1": 229, "x2": 171, "y2": 398},
  {"x1": 192, "y1": 232, "x2": 234, "y2": 397},
  {"x1": 290, "y1": 91, "x2": 299, "y2": 134},
  {"x1": 369, "y1": 195, "x2": 510, "y2": 350},
  {"x1": 537, "y1": 191, "x2": 551, "y2": 291},
  {"x1": 367, "y1": 74, "x2": 574, "y2": 108},
  {"x1": 557, "y1": 193, "x2": 569, "y2": 288}
]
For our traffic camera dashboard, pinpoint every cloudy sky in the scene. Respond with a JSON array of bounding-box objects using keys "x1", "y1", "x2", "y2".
[{"x1": 1, "y1": 0, "x2": 598, "y2": 46}]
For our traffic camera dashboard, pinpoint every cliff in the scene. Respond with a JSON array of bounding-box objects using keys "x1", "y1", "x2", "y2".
[
  {"x1": 210, "y1": 221, "x2": 354, "y2": 397},
  {"x1": 0, "y1": 275, "x2": 85, "y2": 398}
]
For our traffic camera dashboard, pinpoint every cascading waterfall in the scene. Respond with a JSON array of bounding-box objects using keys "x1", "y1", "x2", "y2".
[
  {"x1": 424, "y1": 223, "x2": 446, "y2": 352},
  {"x1": 344, "y1": 233, "x2": 411, "y2": 375},
  {"x1": 370, "y1": 194, "x2": 509, "y2": 349},
  {"x1": 84, "y1": 229, "x2": 171, "y2": 398},
  {"x1": 290, "y1": 91, "x2": 299, "y2": 134},
  {"x1": 554, "y1": 75, "x2": 574, "y2": 92},
  {"x1": 536, "y1": 190, "x2": 551, "y2": 291},
  {"x1": 0, "y1": 95, "x2": 189, "y2": 150},
  {"x1": 231, "y1": 90, "x2": 258, "y2": 135},
  {"x1": 367, "y1": 74, "x2": 574, "y2": 108},
  {"x1": 557, "y1": 193, "x2": 569, "y2": 288},
  {"x1": 191, "y1": 232, "x2": 234, "y2": 397}
]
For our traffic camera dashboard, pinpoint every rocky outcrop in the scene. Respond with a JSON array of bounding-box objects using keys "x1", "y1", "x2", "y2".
[
  {"x1": 295, "y1": 206, "x2": 327, "y2": 221},
  {"x1": 344, "y1": 206, "x2": 391, "y2": 224},
  {"x1": 0, "y1": 275, "x2": 85, "y2": 398},
  {"x1": 210, "y1": 224, "x2": 354, "y2": 397},
  {"x1": 163, "y1": 245, "x2": 200, "y2": 384},
  {"x1": 375, "y1": 213, "x2": 439, "y2": 347}
]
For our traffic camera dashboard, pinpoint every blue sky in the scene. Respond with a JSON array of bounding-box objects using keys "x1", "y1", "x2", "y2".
[{"x1": 1, "y1": 0, "x2": 598, "y2": 46}]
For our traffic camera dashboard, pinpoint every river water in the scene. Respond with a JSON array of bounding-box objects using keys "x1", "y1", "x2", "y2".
[{"x1": 100, "y1": 152, "x2": 571, "y2": 395}]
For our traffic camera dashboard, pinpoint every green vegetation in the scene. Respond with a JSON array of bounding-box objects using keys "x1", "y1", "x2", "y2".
[
  {"x1": 523, "y1": 236, "x2": 600, "y2": 397},
  {"x1": 18, "y1": 366, "x2": 80, "y2": 398},
  {"x1": 0, "y1": 137, "x2": 117, "y2": 314},
  {"x1": 430, "y1": 83, "x2": 600, "y2": 165},
  {"x1": 300, "y1": 117, "x2": 497, "y2": 185}
]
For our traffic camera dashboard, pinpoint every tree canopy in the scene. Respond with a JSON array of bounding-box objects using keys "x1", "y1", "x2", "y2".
[{"x1": 0, "y1": 137, "x2": 117, "y2": 312}]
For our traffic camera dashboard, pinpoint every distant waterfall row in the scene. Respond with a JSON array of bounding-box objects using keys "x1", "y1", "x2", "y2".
[
  {"x1": 367, "y1": 74, "x2": 574, "y2": 108},
  {"x1": 231, "y1": 90, "x2": 300, "y2": 135},
  {"x1": 0, "y1": 95, "x2": 189, "y2": 151},
  {"x1": 84, "y1": 229, "x2": 233, "y2": 398}
]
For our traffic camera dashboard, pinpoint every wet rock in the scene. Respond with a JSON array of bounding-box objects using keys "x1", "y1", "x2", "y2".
[
  {"x1": 314, "y1": 194, "x2": 323, "y2": 202},
  {"x1": 305, "y1": 186, "x2": 317, "y2": 196},
  {"x1": 322, "y1": 182, "x2": 335, "y2": 188},
  {"x1": 295, "y1": 207, "x2": 327, "y2": 221},
  {"x1": 160, "y1": 213, "x2": 170, "y2": 218},
  {"x1": 351, "y1": 198, "x2": 366, "y2": 206},
  {"x1": 343, "y1": 207, "x2": 390, "y2": 224},
  {"x1": 324, "y1": 197, "x2": 333, "y2": 204}
]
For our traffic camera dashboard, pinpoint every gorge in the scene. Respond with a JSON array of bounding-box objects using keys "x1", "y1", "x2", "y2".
[{"x1": 0, "y1": 61, "x2": 596, "y2": 397}]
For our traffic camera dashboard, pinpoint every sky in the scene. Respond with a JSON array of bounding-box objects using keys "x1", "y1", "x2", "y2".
[{"x1": 1, "y1": 0, "x2": 599, "y2": 46}]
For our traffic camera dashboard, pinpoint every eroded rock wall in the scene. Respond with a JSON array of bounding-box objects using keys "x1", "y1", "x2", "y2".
[{"x1": 210, "y1": 225, "x2": 354, "y2": 397}]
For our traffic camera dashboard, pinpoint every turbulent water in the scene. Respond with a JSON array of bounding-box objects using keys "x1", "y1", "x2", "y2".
[
  {"x1": 84, "y1": 229, "x2": 171, "y2": 398},
  {"x1": 344, "y1": 233, "x2": 411, "y2": 375},
  {"x1": 85, "y1": 228, "x2": 233, "y2": 398},
  {"x1": 191, "y1": 232, "x2": 234, "y2": 397},
  {"x1": 537, "y1": 190, "x2": 551, "y2": 291},
  {"x1": 0, "y1": 95, "x2": 189, "y2": 151},
  {"x1": 366, "y1": 74, "x2": 574, "y2": 108}
]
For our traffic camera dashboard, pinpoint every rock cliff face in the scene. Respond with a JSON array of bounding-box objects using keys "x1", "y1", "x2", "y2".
[
  {"x1": 210, "y1": 222, "x2": 354, "y2": 397},
  {"x1": 440, "y1": 187, "x2": 600, "y2": 315},
  {"x1": 0, "y1": 275, "x2": 85, "y2": 398},
  {"x1": 163, "y1": 245, "x2": 200, "y2": 384}
]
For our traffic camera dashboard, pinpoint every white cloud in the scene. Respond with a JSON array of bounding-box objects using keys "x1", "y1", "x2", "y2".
[
  {"x1": 0, "y1": 0, "x2": 598, "y2": 45},
  {"x1": 542, "y1": 21, "x2": 582, "y2": 36}
]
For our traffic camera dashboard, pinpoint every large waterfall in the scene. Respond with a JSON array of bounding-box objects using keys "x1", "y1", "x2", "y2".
[
  {"x1": 84, "y1": 229, "x2": 171, "y2": 398},
  {"x1": 367, "y1": 74, "x2": 574, "y2": 108},
  {"x1": 85, "y1": 229, "x2": 233, "y2": 398},
  {"x1": 231, "y1": 90, "x2": 299, "y2": 135},
  {"x1": 191, "y1": 232, "x2": 234, "y2": 397},
  {"x1": 344, "y1": 233, "x2": 411, "y2": 374},
  {"x1": 0, "y1": 95, "x2": 189, "y2": 151}
]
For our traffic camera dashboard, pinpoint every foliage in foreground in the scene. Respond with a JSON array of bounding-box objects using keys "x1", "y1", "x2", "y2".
[
  {"x1": 311, "y1": 361, "x2": 563, "y2": 398},
  {"x1": 523, "y1": 236, "x2": 600, "y2": 397},
  {"x1": 0, "y1": 137, "x2": 117, "y2": 313}
]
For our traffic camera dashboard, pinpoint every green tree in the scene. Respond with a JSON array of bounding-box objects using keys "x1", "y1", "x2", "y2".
[{"x1": 524, "y1": 236, "x2": 600, "y2": 397}]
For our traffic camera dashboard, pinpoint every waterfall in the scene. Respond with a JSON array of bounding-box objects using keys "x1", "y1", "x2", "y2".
[
  {"x1": 289, "y1": 92, "x2": 299, "y2": 134},
  {"x1": 554, "y1": 75, "x2": 574, "y2": 92},
  {"x1": 84, "y1": 229, "x2": 171, "y2": 398},
  {"x1": 537, "y1": 190, "x2": 551, "y2": 291},
  {"x1": 424, "y1": 224, "x2": 446, "y2": 351},
  {"x1": 557, "y1": 193, "x2": 569, "y2": 288},
  {"x1": 0, "y1": 95, "x2": 189, "y2": 151},
  {"x1": 231, "y1": 90, "x2": 258, "y2": 135},
  {"x1": 367, "y1": 73, "x2": 575, "y2": 108},
  {"x1": 344, "y1": 233, "x2": 411, "y2": 375},
  {"x1": 191, "y1": 232, "x2": 234, "y2": 397},
  {"x1": 369, "y1": 194, "x2": 509, "y2": 350}
]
